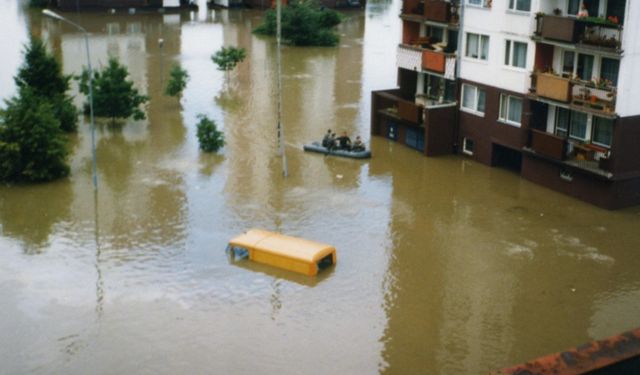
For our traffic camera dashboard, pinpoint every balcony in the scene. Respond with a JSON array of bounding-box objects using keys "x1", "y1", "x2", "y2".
[
  {"x1": 534, "y1": 72, "x2": 572, "y2": 102},
  {"x1": 535, "y1": 15, "x2": 622, "y2": 52},
  {"x1": 525, "y1": 129, "x2": 613, "y2": 175},
  {"x1": 529, "y1": 129, "x2": 566, "y2": 160},
  {"x1": 373, "y1": 90, "x2": 423, "y2": 125},
  {"x1": 397, "y1": 44, "x2": 457, "y2": 78},
  {"x1": 571, "y1": 83, "x2": 616, "y2": 115},
  {"x1": 530, "y1": 73, "x2": 617, "y2": 117},
  {"x1": 401, "y1": 0, "x2": 460, "y2": 24}
]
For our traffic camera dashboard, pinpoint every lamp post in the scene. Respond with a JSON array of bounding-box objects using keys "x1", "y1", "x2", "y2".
[{"x1": 42, "y1": 9, "x2": 97, "y2": 189}]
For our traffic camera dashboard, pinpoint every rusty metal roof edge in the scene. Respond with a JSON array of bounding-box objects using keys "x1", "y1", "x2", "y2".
[{"x1": 492, "y1": 327, "x2": 640, "y2": 375}]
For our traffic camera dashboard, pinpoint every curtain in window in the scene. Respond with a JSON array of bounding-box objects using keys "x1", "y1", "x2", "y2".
[
  {"x1": 556, "y1": 107, "x2": 569, "y2": 137},
  {"x1": 513, "y1": 42, "x2": 527, "y2": 68},
  {"x1": 569, "y1": 112, "x2": 588, "y2": 140},
  {"x1": 477, "y1": 89, "x2": 486, "y2": 113},
  {"x1": 480, "y1": 35, "x2": 489, "y2": 60},
  {"x1": 466, "y1": 34, "x2": 478, "y2": 58},
  {"x1": 600, "y1": 58, "x2": 620, "y2": 86},
  {"x1": 505, "y1": 41, "x2": 511, "y2": 65},
  {"x1": 508, "y1": 97, "x2": 522, "y2": 124},
  {"x1": 593, "y1": 117, "x2": 613, "y2": 146},
  {"x1": 462, "y1": 85, "x2": 475, "y2": 109},
  {"x1": 568, "y1": 0, "x2": 580, "y2": 15},
  {"x1": 562, "y1": 51, "x2": 575, "y2": 77},
  {"x1": 586, "y1": 0, "x2": 600, "y2": 17},
  {"x1": 577, "y1": 54, "x2": 594, "y2": 80}
]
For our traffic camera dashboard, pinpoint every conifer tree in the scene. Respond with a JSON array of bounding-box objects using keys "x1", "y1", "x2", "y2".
[
  {"x1": 0, "y1": 87, "x2": 70, "y2": 182},
  {"x1": 79, "y1": 58, "x2": 149, "y2": 123},
  {"x1": 15, "y1": 37, "x2": 78, "y2": 132}
]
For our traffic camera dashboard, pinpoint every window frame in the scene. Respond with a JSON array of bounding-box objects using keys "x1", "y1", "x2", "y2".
[
  {"x1": 591, "y1": 116, "x2": 614, "y2": 147},
  {"x1": 462, "y1": 138, "x2": 475, "y2": 155},
  {"x1": 507, "y1": 0, "x2": 531, "y2": 12},
  {"x1": 466, "y1": 0, "x2": 491, "y2": 8},
  {"x1": 465, "y1": 32, "x2": 490, "y2": 61},
  {"x1": 568, "y1": 111, "x2": 589, "y2": 141},
  {"x1": 504, "y1": 40, "x2": 528, "y2": 69},
  {"x1": 498, "y1": 94, "x2": 523, "y2": 127},
  {"x1": 461, "y1": 83, "x2": 486, "y2": 116}
]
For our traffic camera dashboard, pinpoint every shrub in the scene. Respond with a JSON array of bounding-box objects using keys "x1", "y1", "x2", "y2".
[
  {"x1": 254, "y1": 0, "x2": 343, "y2": 46},
  {"x1": 211, "y1": 47, "x2": 247, "y2": 72},
  {"x1": 165, "y1": 64, "x2": 190, "y2": 97},
  {"x1": 196, "y1": 115, "x2": 224, "y2": 152}
]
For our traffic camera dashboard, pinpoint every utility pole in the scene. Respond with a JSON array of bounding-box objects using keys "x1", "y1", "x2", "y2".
[{"x1": 276, "y1": 0, "x2": 288, "y2": 177}]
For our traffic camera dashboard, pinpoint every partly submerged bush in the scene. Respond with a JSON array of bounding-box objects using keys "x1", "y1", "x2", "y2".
[
  {"x1": 196, "y1": 115, "x2": 224, "y2": 153},
  {"x1": 254, "y1": 0, "x2": 343, "y2": 47}
]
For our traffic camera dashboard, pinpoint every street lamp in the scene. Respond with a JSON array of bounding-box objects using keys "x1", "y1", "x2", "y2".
[{"x1": 42, "y1": 9, "x2": 97, "y2": 189}]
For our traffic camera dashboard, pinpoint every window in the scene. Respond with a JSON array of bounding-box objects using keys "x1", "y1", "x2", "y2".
[
  {"x1": 426, "y1": 26, "x2": 444, "y2": 44},
  {"x1": 499, "y1": 94, "x2": 523, "y2": 126},
  {"x1": 555, "y1": 107, "x2": 570, "y2": 137},
  {"x1": 569, "y1": 112, "x2": 588, "y2": 140},
  {"x1": 504, "y1": 40, "x2": 527, "y2": 68},
  {"x1": 592, "y1": 117, "x2": 613, "y2": 147},
  {"x1": 508, "y1": 0, "x2": 531, "y2": 12},
  {"x1": 577, "y1": 53, "x2": 594, "y2": 80},
  {"x1": 467, "y1": 0, "x2": 491, "y2": 8},
  {"x1": 600, "y1": 58, "x2": 620, "y2": 86},
  {"x1": 461, "y1": 84, "x2": 486, "y2": 115},
  {"x1": 567, "y1": 0, "x2": 580, "y2": 15},
  {"x1": 465, "y1": 33, "x2": 489, "y2": 60},
  {"x1": 463, "y1": 138, "x2": 475, "y2": 155},
  {"x1": 562, "y1": 51, "x2": 575, "y2": 78}
]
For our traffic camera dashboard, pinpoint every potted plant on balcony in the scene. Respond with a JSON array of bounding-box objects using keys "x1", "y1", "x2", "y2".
[{"x1": 598, "y1": 150, "x2": 611, "y2": 171}]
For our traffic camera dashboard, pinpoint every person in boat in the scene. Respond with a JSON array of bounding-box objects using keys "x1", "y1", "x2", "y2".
[
  {"x1": 327, "y1": 132, "x2": 337, "y2": 150},
  {"x1": 322, "y1": 129, "x2": 333, "y2": 148},
  {"x1": 336, "y1": 131, "x2": 352, "y2": 151},
  {"x1": 352, "y1": 136, "x2": 365, "y2": 152}
]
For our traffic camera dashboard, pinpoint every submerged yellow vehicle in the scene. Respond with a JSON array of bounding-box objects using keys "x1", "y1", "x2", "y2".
[{"x1": 227, "y1": 229, "x2": 337, "y2": 276}]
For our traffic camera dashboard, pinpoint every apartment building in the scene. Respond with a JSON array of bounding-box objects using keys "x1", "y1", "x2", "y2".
[{"x1": 371, "y1": 0, "x2": 640, "y2": 209}]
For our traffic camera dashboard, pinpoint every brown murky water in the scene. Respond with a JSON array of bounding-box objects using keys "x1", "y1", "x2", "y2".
[{"x1": 1, "y1": 0, "x2": 640, "y2": 374}]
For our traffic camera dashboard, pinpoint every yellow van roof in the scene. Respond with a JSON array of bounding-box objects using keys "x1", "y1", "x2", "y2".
[{"x1": 229, "y1": 229, "x2": 335, "y2": 263}]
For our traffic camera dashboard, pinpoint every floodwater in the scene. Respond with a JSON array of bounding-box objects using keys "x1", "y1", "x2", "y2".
[{"x1": 1, "y1": 0, "x2": 640, "y2": 373}]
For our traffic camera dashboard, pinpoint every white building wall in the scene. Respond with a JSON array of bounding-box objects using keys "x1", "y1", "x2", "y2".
[
  {"x1": 617, "y1": 0, "x2": 640, "y2": 117},
  {"x1": 459, "y1": 1, "x2": 540, "y2": 94}
]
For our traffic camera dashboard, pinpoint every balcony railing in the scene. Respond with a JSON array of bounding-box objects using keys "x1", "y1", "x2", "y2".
[
  {"x1": 402, "y1": 0, "x2": 460, "y2": 24},
  {"x1": 536, "y1": 15, "x2": 622, "y2": 51},
  {"x1": 534, "y1": 72, "x2": 572, "y2": 102},
  {"x1": 529, "y1": 129, "x2": 566, "y2": 160},
  {"x1": 398, "y1": 44, "x2": 457, "y2": 78},
  {"x1": 531, "y1": 73, "x2": 617, "y2": 116},
  {"x1": 571, "y1": 83, "x2": 616, "y2": 113},
  {"x1": 373, "y1": 90, "x2": 423, "y2": 125},
  {"x1": 527, "y1": 129, "x2": 613, "y2": 174},
  {"x1": 372, "y1": 89, "x2": 458, "y2": 127}
]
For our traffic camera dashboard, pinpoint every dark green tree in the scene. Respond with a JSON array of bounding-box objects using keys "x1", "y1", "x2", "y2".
[
  {"x1": 196, "y1": 114, "x2": 224, "y2": 152},
  {"x1": 15, "y1": 37, "x2": 78, "y2": 132},
  {"x1": 0, "y1": 87, "x2": 70, "y2": 183},
  {"x1": 211, "y1": 46, "x2": 246, "y2": 79},
  {"x1": 254, "y1": 0, "x2": 342, "y2": 46},
  {"x1": 165, "y1": 64, "x2": 190, "y2": 97},
  {"x1": 79, "y1": 58, "x2": 149, "y2": 123}
]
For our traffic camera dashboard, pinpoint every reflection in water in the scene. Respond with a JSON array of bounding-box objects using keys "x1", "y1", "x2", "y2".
[{"x1": 1, "y1": 2, "x2": 640, "y2": 374}]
